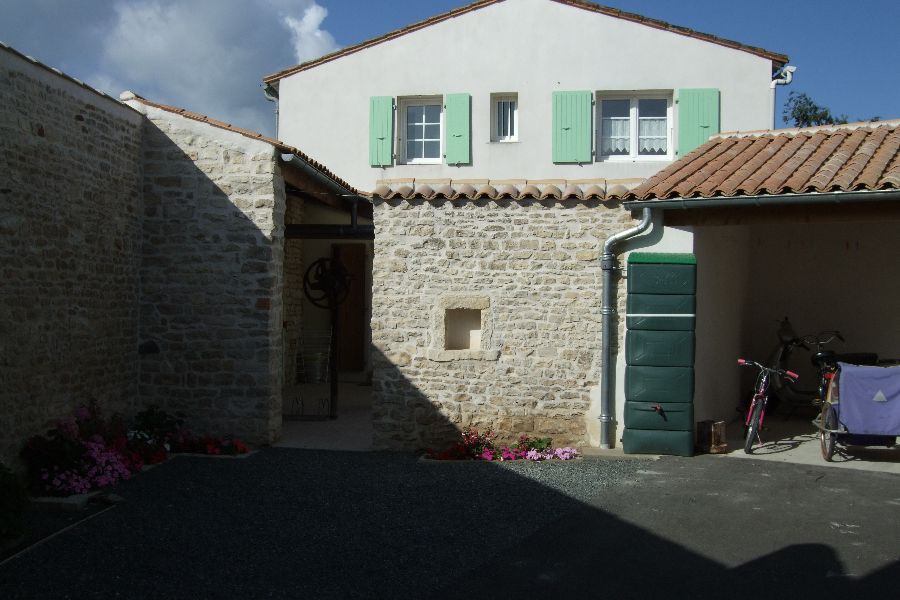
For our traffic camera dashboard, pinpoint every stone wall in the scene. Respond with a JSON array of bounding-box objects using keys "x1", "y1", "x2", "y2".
[
  {"x1": 371, "y1": 199, "x2": 636, "y2": 450},
  {"x1": 129, "y1": 102, "x2": 286, "y2": 445},
  {"x1": 0, "y1": 50, "x2": 144, "y2": 465}
]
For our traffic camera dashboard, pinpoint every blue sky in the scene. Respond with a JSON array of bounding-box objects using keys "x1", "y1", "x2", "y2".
[{"x1": 1, "y1": 0, "x2": 897, "y2": 137}]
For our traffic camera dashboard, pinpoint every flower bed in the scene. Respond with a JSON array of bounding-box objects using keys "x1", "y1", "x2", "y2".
[
  {"x1": 20, "y1": 402, "x2": 249, "y2": 498},
  {"x1": 424, "y1": 428, "x2": 579, "y2": 462}
]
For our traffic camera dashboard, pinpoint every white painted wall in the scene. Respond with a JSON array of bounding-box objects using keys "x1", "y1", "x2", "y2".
[
  {"x1": 742, "y1": 220, "x2": 900, "y2": 378},
  {"x1": 276, "y1": 0, "x2": 775, "y2": 191},
  {"x1": 693, "y1": 226, "x2": 751, "y2": 423}
]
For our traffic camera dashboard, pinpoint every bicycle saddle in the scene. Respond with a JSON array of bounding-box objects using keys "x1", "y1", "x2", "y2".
[{"x1": 811, "y1": 350, "x2": 836, "y2": 368}]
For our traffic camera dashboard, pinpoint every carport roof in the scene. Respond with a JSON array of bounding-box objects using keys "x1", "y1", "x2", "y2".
[{"x1": 622, "y1": 120, "x2": 900, "y2": 208}]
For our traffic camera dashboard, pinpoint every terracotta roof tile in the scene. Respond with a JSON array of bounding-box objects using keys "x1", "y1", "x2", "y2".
[
  {"x1": 622, "y1": 120, "x2": 900, "y2": 202},
  {"x1": 369, "y1": 178, "x2": 639, "y2": 202},
  {"x1": 263, "y1": 0, "x2": 787, "y2": 84},
  {"x1": 121, "y1": 92, "x2": 359, "y2": 196}
]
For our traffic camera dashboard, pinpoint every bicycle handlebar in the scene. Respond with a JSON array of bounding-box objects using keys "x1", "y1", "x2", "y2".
[{"x1": 737, "y1": 358, "x2": 799, "y2": 382}]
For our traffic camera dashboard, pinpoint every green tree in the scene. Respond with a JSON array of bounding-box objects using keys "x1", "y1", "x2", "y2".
[{"x1": 782, "y1": 91, "x2": 848, "y2": 127}]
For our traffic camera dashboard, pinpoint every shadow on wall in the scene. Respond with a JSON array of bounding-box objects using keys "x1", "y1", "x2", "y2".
[{"x1": 138, "y1": 117, "x2": 283, "y2": 445}]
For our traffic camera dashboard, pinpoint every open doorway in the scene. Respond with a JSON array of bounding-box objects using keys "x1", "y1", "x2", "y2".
[{"x1": 279, "y1": 190, "x2": 374, "y2": 450}]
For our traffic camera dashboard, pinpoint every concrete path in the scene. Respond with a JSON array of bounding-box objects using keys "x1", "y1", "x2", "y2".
[
  {"x1": 1, "y1": 450, "x2": 897, "y2": 598},
  {"x1": 722, "y1": 412, "x2": 900, "y2": 474}
]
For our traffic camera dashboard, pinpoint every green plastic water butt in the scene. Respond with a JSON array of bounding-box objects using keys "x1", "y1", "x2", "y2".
[
  {"x1": 625, "y1": 366, "x2": 694, "y2": 403},
  {"x1": 622, "y1": 429, "x2": 694, "y2": 457},
  {"x1": 625, "y1": 401, "x2": 694, "y2": 431},
  {"x1": 626, "y1": 293, "x2": 695, "y2": 331},
  {"x1": 626, "y1": 330, "x2": 695, "y2": 367}
]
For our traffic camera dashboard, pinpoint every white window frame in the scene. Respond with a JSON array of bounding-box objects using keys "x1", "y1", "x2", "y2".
[
  {"x1": 596, "y1": 93, "x2": 673, "y2": 161},
  {"x1": 490, "y1": 93, "x2": 518, "y2": 142},
  {"x1": 398, "y1": 97, "x2": 443, "y2": 165}
]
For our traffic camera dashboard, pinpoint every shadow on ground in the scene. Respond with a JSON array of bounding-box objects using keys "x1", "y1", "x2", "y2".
[{"x1": 1, "y1": 450, "x2": 898, "y2": 599}]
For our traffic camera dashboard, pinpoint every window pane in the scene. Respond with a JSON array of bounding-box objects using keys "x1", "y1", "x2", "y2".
[
  {"x1": 638, "y1": 100, "x2": 667, "y2": 155},
  {"x1": 602, "y1": 99, "x2": 629, "y2": 118},
  {"x1": 423, "y1": 141, "x2": 440, "y2": 158},
  {"x1": 423, "y1": 104, "x2": 441, "y2": 123},
  {"x1": 638, "y1": 99, "x2": 666, "y2": 118},
  {"x1": 424, "y1": 124, "x2": 440, "y2": 140},
  {"x1": 508, "y1": 100, "x2": 515, "y2": 136},
  {"x1": 601, "y1": 99, "x2": 630, "y2": 156},
  {"x1": 407, "y1": 105, "x2": 424, "y2": 123},
  {"x1": 407, "y1": 140, "x2": 421, "y2": 159},
  {"x1": 407, "y1": 123, "x2": 423, "y2": 139},
  {"x1": 638, "y1": 117, "x2": 667, "y2": 155}
]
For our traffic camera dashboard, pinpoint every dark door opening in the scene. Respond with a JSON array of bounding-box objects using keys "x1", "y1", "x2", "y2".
[{"x1": 333, "y1": 243, "x2": 366, "y2": 372}]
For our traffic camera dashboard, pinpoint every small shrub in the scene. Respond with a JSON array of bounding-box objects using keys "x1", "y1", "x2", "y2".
[
  {"x1": 0, "y1": 462, "x2": 28, "y2": 540},
  {"x1": 426, "y1": 429, "x2": 579, "y2": 462},
  {"x1": 20, "y1": 401, "x2": 140, "y2": 496}
]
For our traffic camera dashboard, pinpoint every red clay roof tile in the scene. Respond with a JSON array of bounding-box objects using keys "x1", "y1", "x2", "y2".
[{"x1": 622, "y1": 120, "x2": 900, "y2": 202}]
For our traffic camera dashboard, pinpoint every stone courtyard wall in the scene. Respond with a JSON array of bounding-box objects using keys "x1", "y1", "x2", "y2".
[
  {"x1": 0, "y1": 49, "x2": 144, "y2": 465},
  {"x1": 127, "y1": 102, "x2": 286, "y2": 445},
  {"x1": 371, "y1": 199, "x2": 636, "y2": 450}
]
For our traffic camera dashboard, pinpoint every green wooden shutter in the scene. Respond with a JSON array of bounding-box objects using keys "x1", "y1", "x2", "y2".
[
  {"x1": 677, "y1": 88, "x2": 720, "y2": 156},
  {"x1": 552, "y1": 91, "x2": 592, "y2": 163},
  {"x1": 369, "y1": 96, "x2": 394, "y2": 167},
  {"x1": 445, "y1": 93, "x2": 471, "y2": 165}
]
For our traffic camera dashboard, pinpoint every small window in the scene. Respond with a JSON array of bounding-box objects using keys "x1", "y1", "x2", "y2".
[
  {"x1": 400, "y1": 98, "x2": 443, "y2": 164},
  {"x1": 599, "y1": 95, "x2": 672, "y2": 160},
  {"x1": 445, "y1": 309, "x2": 482, "y2": 350},
  {"x1": 491, "y1": 93, "x2": 518, "y2": 142}
]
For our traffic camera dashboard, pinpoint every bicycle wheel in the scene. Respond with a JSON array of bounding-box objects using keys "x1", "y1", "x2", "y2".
[
  {"x1": 744, "y1": 399, "x2": 764, "y2": 454},
  {"x1": 820, "y1": 404, "x2": 837, "y2": 461}
]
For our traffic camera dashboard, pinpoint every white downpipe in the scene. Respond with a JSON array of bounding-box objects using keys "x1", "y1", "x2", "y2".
[{"x1": 770, "y1": 65, "x2": 797, "y2": 129}]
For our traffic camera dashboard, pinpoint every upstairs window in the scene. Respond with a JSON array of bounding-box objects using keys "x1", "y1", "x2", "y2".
[
  {"x1": 599, "y1": 95, "x2": 672, "y2": 160},
  {"x1": 400, "y1": 98, "x2": 442, "y2": 164},
  {"x1": 491, "y1": 93, "x2": 518, "y2": 142}
]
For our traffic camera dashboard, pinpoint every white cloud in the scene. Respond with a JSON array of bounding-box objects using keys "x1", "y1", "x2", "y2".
[
  {"x1": 283, "y1": 4, "x2": 339, "y2": 64},
  {"x1": 87, "y1": 0, "x2": 338, "y2": 136}
]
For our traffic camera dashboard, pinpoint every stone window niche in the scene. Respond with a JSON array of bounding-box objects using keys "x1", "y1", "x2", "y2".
[{"x1": 427, "y1": 296, "x2": 499, "y2": 362}]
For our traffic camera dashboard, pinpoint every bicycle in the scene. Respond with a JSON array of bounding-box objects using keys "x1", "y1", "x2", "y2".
[
  {"x1": 768, "y1": 318, "x2": 843, "y2": 412},
  {"x1": 737, "y1": 358, "x2": 799, "y2": 454}
]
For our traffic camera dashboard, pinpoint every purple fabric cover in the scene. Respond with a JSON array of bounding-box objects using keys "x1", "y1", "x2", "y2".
[{"x1": 835, "y1": 363, "x2": 900, "y2": 435}]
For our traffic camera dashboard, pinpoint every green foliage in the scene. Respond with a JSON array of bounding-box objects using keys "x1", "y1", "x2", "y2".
[
  {"x1": 132, "y1": 405, "x2": 184, "y2": 441},
  {"x1": 783, "y1": 91, "x2": 848, "y2": 127},
  {"x1": 515, "y1": 435, "x2": 553, "y2": 452},
  {"x1": 0, "y1": 462, "x2": 28, "y2": 540}
]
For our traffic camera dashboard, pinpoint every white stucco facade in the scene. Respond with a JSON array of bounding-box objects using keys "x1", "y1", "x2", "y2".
[{"x1": 273, "y1": 0, "x2": 779, "y2": 192}]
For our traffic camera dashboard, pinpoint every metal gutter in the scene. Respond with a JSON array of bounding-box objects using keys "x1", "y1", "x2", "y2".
[
  {"x1": 280, "y1": 153, "x2": 360, "y2": 200},
  {"x1": 622, "y1": 189, "x2": 900, "y2": 211},
  {"x1": 599, "y1": 207, "x2": 653, "y2": 449}
]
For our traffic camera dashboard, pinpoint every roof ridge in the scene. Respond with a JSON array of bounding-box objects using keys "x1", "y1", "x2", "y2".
[
  {"x1": 716, "y1": 119, "x2": 900, "y2": 139},
  {"x1": 262, "y1": 0, "x2": 788, "y2": 84}
]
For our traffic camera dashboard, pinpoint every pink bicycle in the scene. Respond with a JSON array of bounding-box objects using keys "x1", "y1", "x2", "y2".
[{"x1": 737, "y1": 358, "x2": 799, "y2": 454}]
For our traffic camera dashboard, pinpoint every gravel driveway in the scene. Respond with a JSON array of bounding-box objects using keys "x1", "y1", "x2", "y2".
[{"x1": 2, "y1": 449, "x2": 897, "y2": 599}]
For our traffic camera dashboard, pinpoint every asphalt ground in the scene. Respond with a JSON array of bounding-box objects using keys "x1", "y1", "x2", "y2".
[{"x1": 1, "y1": 450, "x2": 898, "y2": 599}]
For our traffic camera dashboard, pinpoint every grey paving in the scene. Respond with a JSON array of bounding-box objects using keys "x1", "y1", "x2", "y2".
[{"x1": 1, "y1": 450, "x2": 897, "y2": 599}]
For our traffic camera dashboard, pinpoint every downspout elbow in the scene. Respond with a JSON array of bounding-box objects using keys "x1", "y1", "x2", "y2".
[
  {"x1": 770, "y1": 65, "x2": 796, "y2": 128},
  {"x1": 263, "y1": 83, "x2": 280, "y2": 138}
]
